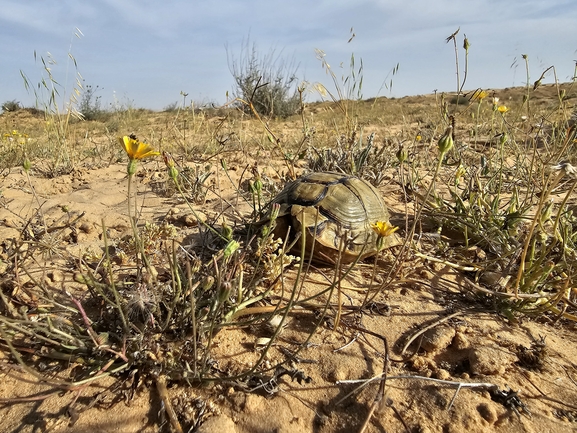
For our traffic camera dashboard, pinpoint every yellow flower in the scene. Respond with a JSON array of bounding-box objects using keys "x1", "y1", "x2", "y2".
[
  {"x1": 415, "y1": 134, "x2": 422, "y2": 142},
  {"x1": 455, "y1": 165, "x2": 466, "y2": 179},
  {"x1": 472, "y1": 89, "x2": 488, "y2": 101},
  {"x1": 371, "y1": 221, "x2": 399, "y2": 238},
  {"x1": 497, "y1": 105, "x2": 508, "y2": 113},
  {"x1": 119, "y1": 135, "x2": 160, "y2": 160}
]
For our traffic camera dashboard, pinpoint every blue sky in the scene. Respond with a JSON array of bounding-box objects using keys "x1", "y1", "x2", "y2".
[{"x1": 1, "y1": 0, "x2": 576, "y2": 110}]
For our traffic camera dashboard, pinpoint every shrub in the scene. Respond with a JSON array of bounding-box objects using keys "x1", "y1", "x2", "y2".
[
  {"x1": 228, "y1": 38, "x2": 301, "y2": 118},
  {"x1": 1, "y1": 100, "x2": 21, "y2": 113},
  {"x1": 78, "y1": 83, "x2": 109, "y2": 121}
]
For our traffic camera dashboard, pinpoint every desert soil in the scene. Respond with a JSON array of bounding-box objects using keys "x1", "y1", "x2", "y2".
[{"x1": 1, "y1": 153, "x2": 577, "y2": 433}]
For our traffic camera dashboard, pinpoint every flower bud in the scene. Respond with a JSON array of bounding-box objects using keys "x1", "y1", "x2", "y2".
[
  {"x1": 396, "y1": 144, "x2": 408, "y2": 163},
  {"x1": 221, "y1": 222, "x2": 233, "y2": 241},
  {"x1": 22, "y1": 157, "x2": 32, "y2": 172},
  {"x1": 269, "y1": 203, "x2": 281, "y2": 223},
  {"x1": 162, "y1": 151, "x2": 179, "y2": 180},
  {"x1": 223, "y1": 239, "x2": 240, "y2": 259},
  {"x1": 437, "y1": 126, "x2": 454, "y2": 155},
  {"x1": 169, "y1": 166, "x2": 178, "y2": 180},
  {"x1": 217, "y1": 281, "x2": 232, "y2": 304},
  {"x1": 254, "y1": 175, "x2": 263, "y2": 195},
  {"x1": 201, "y1": 275, "x2": 215, "y2": 292}
]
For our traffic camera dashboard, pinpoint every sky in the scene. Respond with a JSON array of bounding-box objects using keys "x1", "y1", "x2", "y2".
[{"x1": 1, "y1": 0, "x2": 576, "y2": 111}]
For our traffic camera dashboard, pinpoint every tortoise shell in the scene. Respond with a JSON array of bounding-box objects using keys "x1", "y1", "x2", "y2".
[{"x1": 270, "y1": 171, "x2": 399, "y2": 264}]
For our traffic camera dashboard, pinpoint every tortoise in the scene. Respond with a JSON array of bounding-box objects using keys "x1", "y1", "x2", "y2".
[{"x1": 267, "y1": 171, "x2": 400, "y2": 264}]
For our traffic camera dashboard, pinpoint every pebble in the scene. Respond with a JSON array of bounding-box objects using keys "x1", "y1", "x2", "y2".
[
  {"x1": 452, "y1": 331, "x2": 470, "y2": 350},
  {"x1": 419, "y1": 269, "x2": 434, "y2": 280},
  {"x1": 244, "y1": 393, "x2": 262, "y2": 412},
  {"x1": 181, "y1": 211, "x2": 207, "y2": 227},
  {"x1": 3, "y1": 218, "x2": 19, "y2": 228},
  {"x1": 410, "y1": 356, "x2": 430, "y2": 371},
  {"x1": 435, "y1": 368, "x2": 451, "y2": 380},
  {"x1": 78, "y1": 222, "x2": 94, "y2": 233},
  {"x1": 421, "y1": 326, "x2": 456, "y2": 352}
]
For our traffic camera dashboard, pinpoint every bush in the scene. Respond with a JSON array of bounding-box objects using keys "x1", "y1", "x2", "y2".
[
  {"x1": 1, "y1": 100, "x2": 21, "y2": 113},
  {"x1": 78, "y1": 83, "x2": 109, "y2": 121},
  {"x1": 228, "y1": 38, "x2": 302, "y2": 118}
]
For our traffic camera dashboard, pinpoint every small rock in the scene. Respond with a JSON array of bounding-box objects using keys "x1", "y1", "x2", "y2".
[
  {"x1": 421, "y1": 326, "x2": 456, "y2": 352},
  {"x1": 435, "y1": 368, "x2": 451, "y2": 380},
  {"x1": 410, "y1": 356, "x2": 432, "y2": 371},
  {"x1": 181, "y1": 212, "x2": 207, "y2": 227},
  {"x1": 197, "y1": 414, "x2": 237, "y2": 433},
  {"x1": 468, "y1": 346, "x2": 515, "y2": 375},
  {"x1": 455, "y1": 324, "x2": 469, "y2": 333},
  {"x1": 432, "y1": 262, "x2": 445, "y2": 271},
  {"x1": 47, "y1": 270, "x2": 64, "y2": 282},
  {"x1": 452, "y1": 331, "x2": 470, "y2": 350},
  {"x1": 78, "y1": 222, "x2": 94, "y2": 234},
  {"x1": 327, "y1": 363, "x2": 350, "y2": 382}
]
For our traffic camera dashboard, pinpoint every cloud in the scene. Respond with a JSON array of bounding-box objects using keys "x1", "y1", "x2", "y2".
[
  {"x1": 1, "y1": 0, "x2": 576, "y2": 109},
  {"x1": 0, "y1": 1, "x2": 97, "y2": 34}
]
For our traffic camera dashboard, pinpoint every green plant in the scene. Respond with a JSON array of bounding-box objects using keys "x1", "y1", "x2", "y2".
[{"x1": 417, "y1": 50, "x2": 577, "y2": 321}]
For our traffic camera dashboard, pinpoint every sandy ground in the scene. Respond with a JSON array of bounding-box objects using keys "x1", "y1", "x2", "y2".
[{"x1": 1, "y1": 160, "x2": 577, "y2": 433}]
